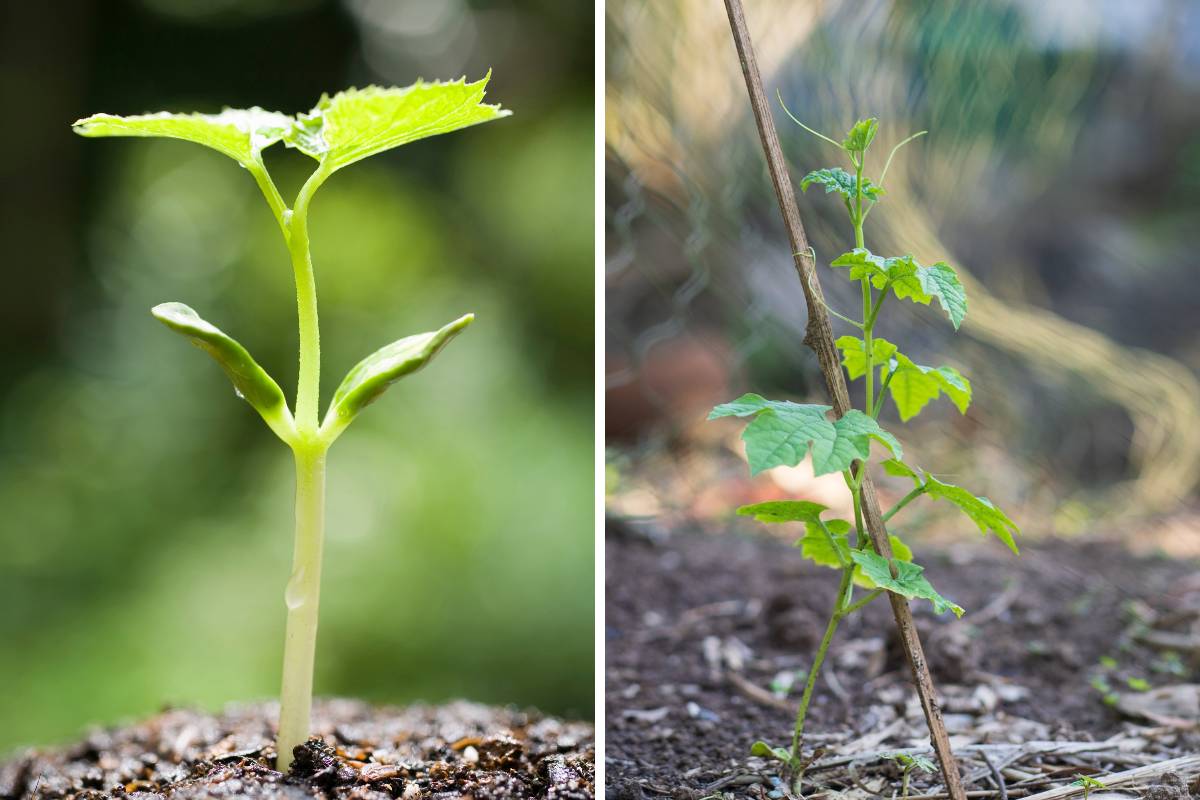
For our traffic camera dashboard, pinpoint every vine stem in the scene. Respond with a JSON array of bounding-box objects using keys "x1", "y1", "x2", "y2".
[
  {"x1": 721, "y1": 1, "x2": 966, "y2": 796},
  {"x1": 790, "y1": 566, "x2": 853, "y2": 765}
]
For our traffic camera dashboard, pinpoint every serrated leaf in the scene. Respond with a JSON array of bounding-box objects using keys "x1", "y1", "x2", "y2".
[
  {"x1": 737, "y1": 500, "x2": 828, "y2": 524},
  {"x1": 887, "y1": 353, "x2": 972, "y2": 421},
  {"x1": 836, "y1": 335, "x2": 898, "y2": 380},
  {"x1": 799, "y1": 520, "x2": 913, "y2": 588},
  {"x1": 923, "y1": 474, "x2": 1020, "y2": 554},
  {"x1": 850, "y1": 551, "x2": 964, "y2": 617},
  {"x1": 151, "y1": 302, "x2": 293, "y2": 441},
  {"x1": 814, "y1": 410, "x2": 902, "y2": 475},
  {"x1": 842, "y1": 118, "x2": 878, "y2": 154},
  {"x1": 710, "y1": 397, "x2": 900, "y2": 476},
  {"x1": 883, "y1": 458, "x2": 922, "y2": 486},
  {"x1": 830, "y1": 250, "x2": 967, "y2": 329},
  {"x1": 917, "y1": 261, "x2": 968, "y2": 329},
  {"x1": 73, "y1": 107, "x2": 291, "y2": 165},
  {"x1": 800, "y1": 168, "x2": 883, "y2": 201},
  {"x1": 323, "y1": 314, "x2": 474, "y2": 435},
  {"x1": 285, "y1": 74, "x2": 510, "y2": 171}
]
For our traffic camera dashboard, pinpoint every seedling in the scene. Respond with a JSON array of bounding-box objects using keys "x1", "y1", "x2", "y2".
[
  {"x1": 709, "y1": 110, "x2": 1019, "y2": 777},
  {"x1": 1072, "y1": 774, "x2": 1107, "y2": 800},
  {"x1": 73, "y1": 76, "x2": 509, "y2": 770},
  {"x1": 888, "y1": 753, "x2": 936, "y2": 800}
]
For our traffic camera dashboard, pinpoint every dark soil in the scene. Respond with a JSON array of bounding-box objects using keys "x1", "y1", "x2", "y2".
[
  {"x1": 0, "y1": 700, "x2": 593, "y2": 800},
  {"x1": 605, "y1": 522, "x2": 1200, "y2": 797}
]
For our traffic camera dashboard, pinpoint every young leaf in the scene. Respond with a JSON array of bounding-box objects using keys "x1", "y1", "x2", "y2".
[
  {"x1": 710, "y1": 396, "x2": 901, "y2": 476},
  {"x1": 923, "y1": 474, "x2": 1020, "y2": 554},
  {"x1": 285, "y1": 74, "x2": 510, "y2": 172},
  {"x1": 887, "y1": 353, "x2": 972, "y2": 421},
  {"x1": 850, "y1": 551, "x2": 965, "y2": 617},
  {"x1": 73, "y1": 107, "x2": 291, "y2": 166},
  {"x1": 882, "y1": 458, "x2": 922, "y2": 487},
  {"x1": 800, "y1": 521, "x2": 913, "y2": 588},
  {"x1": 323, "y1": 314, "x2": 474, "y2": 436},
  {"x1": 737, "y1": 500, "x2": 828, "y2": 524},
  {"x1": 800, "y1": 168, "x2": 883, "y2": 201},
  {"x1": 151, "y1": 302, "x2": 293, "y2": 441},
  {"x1": 815, "y1": 410, "x2": 902, "y2": 475},
  {"x1": 842, "y1": 118, "x2": 878, "y2": 154},
  {"x1": 918, "y1": 261, "x2": 968, "y2": 329},
  {"x1": 829, "y1": 250, "x2": 967, "y2": 329},
  {"x1": 750, "y1": 740, "x2": 794, "y2": 764},
  {"x1": 836, "y1": 335, "x2": 898, "y2": 380}
]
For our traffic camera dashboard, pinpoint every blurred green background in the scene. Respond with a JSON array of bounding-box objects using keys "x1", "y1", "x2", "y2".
[{"x1": 0, "y1": 0, "x2": 593, "y2": 750}]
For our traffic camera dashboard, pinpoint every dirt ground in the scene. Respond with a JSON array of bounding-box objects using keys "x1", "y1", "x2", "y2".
[
  {"x1": 0, "y1": 700, "x2": 593, "y2": 799},
  {"x1": 605, "y1": 520, "x2": 1200, "y2": 798}
]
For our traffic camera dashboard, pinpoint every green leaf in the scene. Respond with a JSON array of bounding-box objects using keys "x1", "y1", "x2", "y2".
[
  {"x1": 799, "y1": 518, "x2": 853, "y2": 568},
  {"x1": 285, "y1": 74, "x2": 510, "y2": 171},
  {"x1": 887, "y1": 353, "x2": 972, "y2": 422},
  {"x1": 829, "y1": 249, "x2": 968, "y2": 329},
  {"x1": 923, "y1": 474, "x2": 1020, "y2": 554},
  {"x1": 918, "y1": 262, "x2": 968, "y2": 329},
  {"x1": 151, "y1": 302, "x2": 293, "y2": 441},
  {"x1": 850, "y1": 551, "x2": 964, "y2": 617},
  {"x1": 816, "y1": 410, "x2": 902, "y2": 475},
  {"x1": 842, "y1": 118, "x2": 878, "y2": 154},
  {"x1": 323, "y1": 314, "x2": 474, "y2": 435},
  {"x1": 710, "y1": 397, "x2": 900, "y2": 476},
  {"x1": 73, "y1": 107, "x2": 291, "y2": 166},
  {"x1": 836, "y1": 335, "x2": 898, "y2": 380},
  {"x1": 737, "y1": 500, "x2": 828, "y2": 524},
  {"x1": 800, "y1": 168, "x2": 883, "y2": 201},
  {"x1": 799, "y1": 521, "x2": 913, "y2": 588},
  {"x1": 883, "y1": 458, "x2": 922, "y2": 487},
  {"x1": 750, "y1": 741, "x2": 793, "y2": 764}
]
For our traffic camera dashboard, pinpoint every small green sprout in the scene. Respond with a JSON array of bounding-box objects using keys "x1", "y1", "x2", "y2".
[
  {"x1": 709, "y1": 109, "x2": 1019, "y2": 776},
  {"x1": 888, "y1": 753, "x2": 936, "y2": 800},
  {"x1": 73, "y1": 76, "x2": 509, "y2": 770},
  {"x1": 1072, "y1": 774, "x2": 1107, "y2": 800}
]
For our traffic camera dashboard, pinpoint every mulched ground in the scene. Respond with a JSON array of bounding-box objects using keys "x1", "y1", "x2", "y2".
[
  {"x1": 0, "y1": 700, "x2": 593, "y2": 799},
  {"x1": 605, "y1": 520, "x2": 1200, "y2": 798}
]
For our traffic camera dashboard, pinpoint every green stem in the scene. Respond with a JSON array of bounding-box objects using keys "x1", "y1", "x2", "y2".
[
  {"x1": 790, "y1": 565, "x2": 854, "y2": 764},
  {"x1": 276, "y1": 443, "x2": 328, "y2": 770},
  {"x1": 289, "y1": 166, "x2": 331, "y2": 431},
  {"x1": 248, "y1": 158, "x2": 290, "y2": 241},
  {"x1": 842, "y1": 588, "x2": 884, "y2": 616},
  {"x1": 873, "y1": 367, "x2": 894, "y2": 420},
  {"x1": 882, "y1": 485, "x2": 927, "y2": 524}
]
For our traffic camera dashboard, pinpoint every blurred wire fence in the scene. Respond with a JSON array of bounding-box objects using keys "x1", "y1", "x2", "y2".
[{"x1": 605, "y1": 0, "x2": 1200, "y2": 537}]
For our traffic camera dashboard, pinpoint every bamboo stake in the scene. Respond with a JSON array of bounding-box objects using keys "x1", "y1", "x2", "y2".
[{"x1": 719, "y1": 2, "x2": 966, "y2": 798}]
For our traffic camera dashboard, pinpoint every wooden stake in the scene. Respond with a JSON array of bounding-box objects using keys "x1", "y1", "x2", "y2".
[{"x1": 719, "y1": 2, "x2": 966, "y2": 798}]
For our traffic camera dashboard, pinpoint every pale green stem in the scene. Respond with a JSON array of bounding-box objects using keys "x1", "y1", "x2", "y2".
[
  {"x1": 276, "y1": 443, "x2": 327, "y2": 770},
  {"x1": 289, "y1": 165, "x2": 331, "y2": 431},
  {"x1": 275, "y1": 163, "x2": 333, "y2": 770},
  {"x1": 247, "y1": 158, "x2": 290, "y2": 241},
  {"x1": 842, "y1": 588, "x2": 884, "y2": 616}
]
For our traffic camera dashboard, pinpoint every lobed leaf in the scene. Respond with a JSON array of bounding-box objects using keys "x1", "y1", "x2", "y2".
[
  {"x1": 285, "y1": 74, "x2": 510, "y2": 171},
  {"x1": 151, "y1": 302, "x2": 293, "y2": 441},
  {"x1": 323, "y1": 314, "x2": 474, "y2": 435},
  {"x1": 842, "y1": 118, "x2": 879, "y2": 154},
  {"x1": 923, "y1": 474, "x2": 1020, "y2": 554},
  {"x1": 800, "y1": 167, "x2": 883, "y2": 201},
  {"x1": 836, "y1": 335, "x2": 898, "y2": 380},
  {"x1": 800, "y1": 521, "x2": 914, "y2": 587},
  {"x1": 830, "y1": 249, "x2": 967, "y2": 329},
  {"x1": 887, "y1": 353, "x2": 972, "y2": 421},
  {"x1": 883, "y1": 458, "x2": 922, "y2": 485},
  {"x1": 850, "y1": 551, "x2": 964, "y2": 617},
  {"x1": 737, "y1": 500, "x2": 828, "y2": 524},
  {"x1": 73, "y1": 108, "x2": 292, "y2": 166}
]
